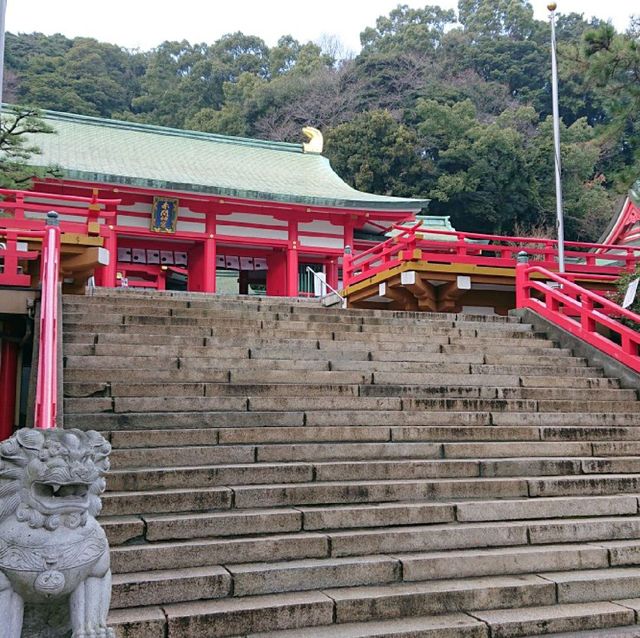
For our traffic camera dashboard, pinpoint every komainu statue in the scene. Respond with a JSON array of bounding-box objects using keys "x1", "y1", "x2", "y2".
[{"x1": 0, "y1": 428, "x2": 114, "y2": 638}]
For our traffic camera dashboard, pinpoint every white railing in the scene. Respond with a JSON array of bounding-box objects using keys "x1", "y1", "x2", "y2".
[{"x1": 305, "y1": 266, "x2": 346, "y2": 308}]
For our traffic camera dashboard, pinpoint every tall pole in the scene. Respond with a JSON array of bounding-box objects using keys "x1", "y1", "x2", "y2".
[
  {"x1": 0, "y1": 0, "x2": 6, "y2": 116},
  {"x1": 548, "y1": 2, "x2": 565, "y2": 273}
]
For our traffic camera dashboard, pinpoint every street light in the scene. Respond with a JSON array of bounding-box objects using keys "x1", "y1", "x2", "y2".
[{"x1": 548, "y1": 2, "x2": 566, "y2": 273}]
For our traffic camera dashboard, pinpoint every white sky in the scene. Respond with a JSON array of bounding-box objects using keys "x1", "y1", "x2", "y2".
[{"x1": 5, "y1": 1, "x2": 636, "y2": 54}]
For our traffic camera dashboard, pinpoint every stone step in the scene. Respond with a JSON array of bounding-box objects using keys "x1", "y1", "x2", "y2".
[
  {"x1": 454, "y1": 495, "x2": 639, "y2": 522},
  {"x1": 65, "y1": 368, "x2": 374, "y2": 385},
  {"x1": 104, "y1": 495, "x2": 640, "y2": 545},
  {"x1": 63, "y1": 327, "x2": 552, "y2": 347},
  {"x1": 102, "y1": 426, "x2": 640, "y2": 447},
  {"x1": 62, "y1": 315, "x2": 518, "y2": 339},
  {"x1": 472, "y1": 601, "x2": 634, "y2": 638},
  {"x1": 107, "y1": 462, "x2": 316, "y2": 489},
  {"x1": 109, "y1": 426, "x2": 392, "y2": 448},
  {"x1": 520, "y1": 625, "x2": 640, "y2": 638},
  {"x1": 102, "y1": 477, "x2": 530, "y2": 514},
  {"x1": 67, "y1": 395, "x2": 607, "y2": 414},
  {"x1": 254, "y1": 441, "x2": 588, "y2": 463},
  {"x1": 63, "y1": 297, "x2": 517, "y2": 324},
  {"x1": 63, "y1": 380, "x2": 634, "y2": 402},
  {"x1": 111, "y1": 565, "x2": 231, "y2": 609},
  {"x1": 396, "y1": 427, "x2": 640, "y2": 443},
  {"x1": 541, "y1": 428, "x2": 640, "y2": 442},
  {"x1": 541, "y1": 567, "x2": 640, "y2": 604},
  {"x1": 114, "y1": 552, "x2": 632, "y2": 619},
  {"x1": 106, "y1": 456, "x2": 640, "y2": 487},
  {"x1": 107, "y1": 517, "x2": 640, "y2": 574},
  {"x1": 496, "y1": 413, "x2": 640, "y2": 427},
  {"x1": 363, "y1": 385, "x2": 635, "y2": 401},
  {"x1": 110, "y1": 532, "x2": 332, "y2": 573},
  {"x1": 66, "y1": 410, "x2": 307, "y2": 430},
  {"x1": 246, "y1": 613, "x2": 490, "y2": 637},
  {"x1": 109, "y1": 444, "x2": 255, "y2": 468},
  {"x1": 371, "y1": 372, "x2": 608, "y2": 386},
  {"x1": 68, "y1": 409, "x2": 498, "y2": 430},
  {"x1": 143, "y1": 574, "x2": 551, "y2": 636},
  {"x1": 326, "y1": 574, "x2": 556, "y2": 625}
]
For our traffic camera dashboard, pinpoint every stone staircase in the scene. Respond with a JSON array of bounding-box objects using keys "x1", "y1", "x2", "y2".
[{"x1": 62, "y1": 290, "x2": 640, "y2": 638}]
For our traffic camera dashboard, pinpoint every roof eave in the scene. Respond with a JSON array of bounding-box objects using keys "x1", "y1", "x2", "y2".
[{"x1": 47, "y1": 168, "x2": 430, "y2": 213}]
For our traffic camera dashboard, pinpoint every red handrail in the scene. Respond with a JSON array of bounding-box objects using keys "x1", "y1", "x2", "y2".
[
  {"x1": 34, "y1": 213, "x2": 61, "y2": 429},
  {"x1": 0, "y1": 187, "x2": 119, "y2": 237},
  {"x1": 515, "y1": 261, "x2": 640, "y2": 373},
  {"x1": 345, "y1": 222, "x2": 640, "y2": 287}
]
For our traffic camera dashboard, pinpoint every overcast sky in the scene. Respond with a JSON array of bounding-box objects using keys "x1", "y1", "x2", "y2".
[{"x1": 6, "y1": 1, "x2": 636, "y2": 54}]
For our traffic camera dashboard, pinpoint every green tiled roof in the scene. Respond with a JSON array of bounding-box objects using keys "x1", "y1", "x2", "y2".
[{"x1": 25, "y1": 110, "x2": 429, "y2": 213}]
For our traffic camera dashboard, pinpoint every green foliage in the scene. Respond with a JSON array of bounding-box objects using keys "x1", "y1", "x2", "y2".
[
  {"x1": 360, "y1": 4, "x2": 456, "y2": 55},
  {"x1": 0, "y1": 107, "x2": 57, "y2": 189},
  {"x1": 4, "y1": 0, "x2": 640, "y2": 241},
  {"x1": 609, "y1": 266, "x2": 640, "y2": 331},
  {"x1": 325, "y1": 110, "x2": 424, "y2": 196}
]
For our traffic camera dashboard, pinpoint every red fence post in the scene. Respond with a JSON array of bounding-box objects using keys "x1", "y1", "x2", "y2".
[{"x1": 515, "y1": 251, "x2": 529, "y2": 308}]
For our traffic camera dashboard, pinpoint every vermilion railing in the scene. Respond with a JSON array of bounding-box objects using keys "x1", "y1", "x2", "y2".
[
  {"x1": 34, "y1": 213, "x2": 61, "y2": 429},
  {"x1": 0, "y1": 188, "x2": 118, "y2": 234},
  {"x1": 516, "y1": 262, "x2": 640, "y2": 373},
  {"x1": 0, "y1": 231, "x2": 40, "y2": 286},
  {"x1": 344, "y1": 222, "x2": 640, "y2": 287}
]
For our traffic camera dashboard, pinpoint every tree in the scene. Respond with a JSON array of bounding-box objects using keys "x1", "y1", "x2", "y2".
[
  {"x1": 16, "y1": 38, "x2": 139, "y2": 118},
  {"x1": 325, "y1": 110, "x2": 426, "y2": 196},
  {"x1": 583, "y1": 22, "x2": 640, "y2": 187},
  {"x1": 0, "y1": 107, "x2": 56, "y2": 189},
  {"x1": 360, "y1": 4, "x2": 456, "y2": 55}
]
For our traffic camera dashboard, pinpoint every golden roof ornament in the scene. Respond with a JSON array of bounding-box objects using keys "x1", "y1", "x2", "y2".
[{"x1": 302, "y1": 126, "x2": 323, "y2": 154}]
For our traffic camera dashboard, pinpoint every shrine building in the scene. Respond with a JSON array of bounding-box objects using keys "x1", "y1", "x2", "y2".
[{"x1": 22, "y1": 110, "x2": 429, "y2": 296}]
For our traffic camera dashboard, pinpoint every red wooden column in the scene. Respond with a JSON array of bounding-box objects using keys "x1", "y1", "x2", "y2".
[
  {"x1": 326, "y1": 257, "x2": 339, "y2": 291},
  {"x1": 267, "y1": 251, "x2": 287, "y2": 296},
  {"x1": 202, "y1": 235, "x2": 217, "y2": 293},
  {"x1": 344, "y1": 218, "x2": 354, "y2": 253},
  {"x1": 0, "y1": 325, "x2": 19, "y2": 440},
  {"x1": 96, "y1": 224, "x2": 118, "y2": 287},
  {"x1": 188, "y1": 213, "x2": 216, "y2": 293},
  {"x1": 204, "y1": 212, "x2": 217, "y2": 293},
  {"x1": 286, "y1": 220, "x2": 299, "y2": 297}
]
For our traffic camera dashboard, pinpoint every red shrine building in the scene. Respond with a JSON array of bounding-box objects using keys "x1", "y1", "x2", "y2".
[
  {"x1": 22, "y1": 110, "x2": 429, "y2": 296},
  {"x1": 598, "y1": 180, "x2": 640, "y2": 249}
]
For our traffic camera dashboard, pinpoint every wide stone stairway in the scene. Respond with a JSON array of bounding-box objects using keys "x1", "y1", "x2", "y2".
[{"x1": 63, "y1": 290, "x2": 640, "y2": 637}]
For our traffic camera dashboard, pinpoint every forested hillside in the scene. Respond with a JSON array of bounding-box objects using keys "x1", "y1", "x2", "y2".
[{"x1": 6, "y1": 1, "x2": 639, "y2": 240}]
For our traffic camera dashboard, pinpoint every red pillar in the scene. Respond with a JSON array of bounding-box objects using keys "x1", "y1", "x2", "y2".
[
  {"x1": 0, "y1": 330, "x2": 19, "y2": 440},
  {"x1": 188, "y1": 237, "x2": 216, "y2": 293},
  {"x1": 96, "y1": 225, "x2": 118, "y2": 287},
  {"x1": 267, "y1": 251, "x2": 287, "y2": 296},
  {"x1": 286, "y1": 221, "x2": 299, "y2": 297},
  {"x1": 326, "y1": 258, "x2": 339, "y2": 291},
  {"x1": 203, "y1": 237, "x2": 217, "y2": 293}
]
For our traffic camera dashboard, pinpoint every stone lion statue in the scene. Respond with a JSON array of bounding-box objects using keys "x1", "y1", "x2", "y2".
[{"x1": 0, "y1": 428, "x2": 114, "y2": 638}]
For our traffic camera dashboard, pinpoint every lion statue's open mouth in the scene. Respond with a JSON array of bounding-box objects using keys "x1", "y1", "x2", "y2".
[{"x1": 30, "y1": 481, "x2": 91, "y2": 513}]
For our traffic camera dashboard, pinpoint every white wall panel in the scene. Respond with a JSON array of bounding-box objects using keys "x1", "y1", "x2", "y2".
[{"x1": 217, "y1": 225, "x2": 288, "y2": 240}]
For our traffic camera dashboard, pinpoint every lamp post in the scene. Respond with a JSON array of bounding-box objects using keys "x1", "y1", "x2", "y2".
[
  {"x1": 548, "y1": 2, "x2": 566, "y2": 273},
  {"x1": 0, "y1": 0, "x2": 6, "y2": 116}
]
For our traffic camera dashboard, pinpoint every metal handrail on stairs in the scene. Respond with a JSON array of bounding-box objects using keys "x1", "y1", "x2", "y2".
[
  {"x1": 34, "y1": 212, "x2": 61, "y2": 429},
  {"x1": 305, "y1": 266, "x2": 346, "y2": 308}
]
